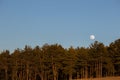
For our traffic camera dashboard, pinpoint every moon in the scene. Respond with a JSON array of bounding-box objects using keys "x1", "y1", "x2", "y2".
[{"x1": 90, "y1": 35, "x2": 95, "y2": 40}]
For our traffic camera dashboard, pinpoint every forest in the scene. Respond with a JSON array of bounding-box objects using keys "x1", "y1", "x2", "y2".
[{"x1": 0, "y1": 38, "x2": 120, "y2": 80}]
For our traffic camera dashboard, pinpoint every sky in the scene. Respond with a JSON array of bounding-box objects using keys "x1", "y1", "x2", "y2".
[{"x1": 0, "y1": 0, "x2": 120, "y2": 52}]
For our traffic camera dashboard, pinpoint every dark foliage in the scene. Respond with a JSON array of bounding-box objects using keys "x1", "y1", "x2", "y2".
[{"x1": 0, "y1": 39, "x2": 120, "y2": 80}]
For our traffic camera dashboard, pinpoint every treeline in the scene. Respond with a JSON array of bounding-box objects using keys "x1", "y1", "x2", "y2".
[{"x1": 0, "y1": 39, "x2": 120, "y2": 80}]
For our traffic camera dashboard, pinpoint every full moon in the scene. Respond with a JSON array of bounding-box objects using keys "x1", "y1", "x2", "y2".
[{"x1": 90, "y1": 35, "x2": 95, "y2": 40}]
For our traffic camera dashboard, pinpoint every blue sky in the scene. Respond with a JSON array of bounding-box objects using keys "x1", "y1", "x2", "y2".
[{"x1": 0, "y1": 0, "x2": 120, "y2": 52}]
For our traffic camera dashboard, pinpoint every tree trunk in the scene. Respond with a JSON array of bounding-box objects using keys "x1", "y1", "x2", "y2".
[
  {"x1": 52, "y1": 55, "x2": 57, "y2": 80},
  {"x1": 100, "y1": 60, "x2": 102, "y2": 78},
  {"x1": 85, "y1": 65, "x2": 88, "y2": 79},
  {"x1": 12, "y1": 60, "x2": 17, "y2": 80},
  {"x1": 12, "y1": 69, "x2": 17, "y2": 80},
  {"x1": 81, "y1": 68, "x2": 83, "y2": 79},
  {"x1": 83, "y1": 68, "x2": 85, "y2": 79},
  {"x1": 81, "y1": 68, "x2": 84, "y2": 79},
  {"x1": 39, "y1": 57, "x2": 44, "y2": 80},
  {"x1": 90, "y1": 65, "x2": 92, "y2": 78},
  {"x1": 35, "y1": 71, "x2": 37, "y2": 80},
  {"x1": 95, "y1": 61, "x2": 99, "y2": 78},
  {"x1": 26, "y1": 63, "x2": 29, "y2": 80},
  {"x1": 39, "y1": 72, "x2": 44, "y2": 80},
  {"x1": 77, "y1": 72, "x2": 80, "y2": 79},
  {"x1": 69, "y1": 72, "x2": 72, "y2": 80},
  {"x1": 5, "y1": 68, "x2": 8, "y2": 80},
  {"x1": 53, "y1": 65, "x2": 57, "y2": 80}
]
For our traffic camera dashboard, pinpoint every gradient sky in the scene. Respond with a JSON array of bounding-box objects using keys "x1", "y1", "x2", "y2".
[{"x1": 0, "y1": 0, "x2": 120, "y2": 52}]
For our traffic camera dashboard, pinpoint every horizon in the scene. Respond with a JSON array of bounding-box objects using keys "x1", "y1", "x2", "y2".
[{"x1": 0, "y1": 38, "x2": 119, "y2": 53}]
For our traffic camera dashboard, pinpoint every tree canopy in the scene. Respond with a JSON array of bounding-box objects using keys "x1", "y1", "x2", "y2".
[{"x1": 0, "y1": 39, "x2": 120, "y2": 80}]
